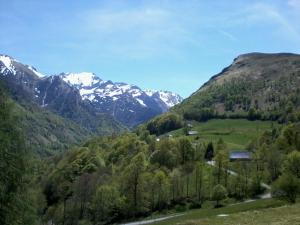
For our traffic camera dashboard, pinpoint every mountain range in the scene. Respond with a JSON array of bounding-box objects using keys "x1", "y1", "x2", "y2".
[
  {"x1": 60, "y1": 72, "x2": 182, "y2": 127},
  {"x1": 0, "y1": 54, "x2": 182, "y2": 154},
  {"x1": 3, "y1": 52, "x2": 299, "y2": 154}
]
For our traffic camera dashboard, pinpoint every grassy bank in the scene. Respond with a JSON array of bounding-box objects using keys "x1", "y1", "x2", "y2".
[
  {"x1": 152, "y1": 199, "x2": 285, "y2": 225},
  {"x1": 168, "y1": 119, "x2": 279, "y2": 150}
]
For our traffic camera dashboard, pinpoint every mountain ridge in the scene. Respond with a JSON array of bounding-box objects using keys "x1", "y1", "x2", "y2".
[
  {"x1": 173, "y1": 52, "x2": 300, "y2": 123},
  {"x1": 59, "y1": 72, "x2": 183, "y2": 127},
  {"x1": 0, "y1": 54, "x2": 183, "y2": 128}
]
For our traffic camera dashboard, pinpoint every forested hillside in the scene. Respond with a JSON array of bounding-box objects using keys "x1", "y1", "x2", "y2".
[
  {"x1": 174, "y1": 53, "x2": 300, "y2": 123},
  {"x1": 14, "y1": 100, "x2": 92, "y2": 156},
  {"x1": 0, "y1": 86, "x2": 40, "y2": 225},
  {"x1": 37, "y1": 120, "x2": 300, "y2": 224}
]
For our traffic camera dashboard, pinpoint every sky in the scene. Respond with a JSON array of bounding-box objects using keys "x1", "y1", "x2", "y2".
[{"x1": 1, "y1": 0, "x2": 300, "y2": 97}]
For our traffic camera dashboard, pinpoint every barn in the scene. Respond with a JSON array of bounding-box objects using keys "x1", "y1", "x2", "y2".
[{"x1": 229, "y1": 151, "x2": 251, "y2": 161}]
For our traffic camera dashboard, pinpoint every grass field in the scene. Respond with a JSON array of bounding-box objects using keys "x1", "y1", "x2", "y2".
[
  {"x1": 152, "y1": 199, "x2": 289, "y2": 225},
  {"x1": 168, "y1": 119, "x2": 279, "y2": 150},
  {"x1": 181, "y1": 204, "x2": 300, "y2": 225},
  {"x1": 155, "y1": 202, "x2": 300, "y2": 225}
]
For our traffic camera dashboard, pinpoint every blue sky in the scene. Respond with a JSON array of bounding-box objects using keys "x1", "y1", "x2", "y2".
[{"x1": 1, "y1": 0, "x2": 300, "y2": 97}]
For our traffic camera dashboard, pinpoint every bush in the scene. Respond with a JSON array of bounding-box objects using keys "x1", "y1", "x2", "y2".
[
  {"x1": 272, "y1": 173, "x2": 300, "y2": 203},
  {"x1": 212, "y1": 184, "x2": 228, "y2": 207},
  {"x1": 146, "y1": 113, "x2": 183, "y2": 135}
]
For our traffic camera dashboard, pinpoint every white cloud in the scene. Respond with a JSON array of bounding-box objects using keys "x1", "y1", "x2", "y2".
[
  {"x1": 218, "y1": 30, "x2": 238, "y2": 41},
  {"x1": 288, "y1": 0, "x2": 300, "y2": 9},
  {"x1": 78, "y1": 7, "x2": 199, "y2": 59},
  {"x1": 245, "y1": 3, "x2": 300, "y2": 43},
  {"x1": 83, "y1": 8, "x2": 171, "y2": 33}
]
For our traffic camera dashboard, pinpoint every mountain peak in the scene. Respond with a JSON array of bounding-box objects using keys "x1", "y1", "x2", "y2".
[
  {"x1": 0, "y1": 55, "x2": 17, "y2": 75},
  {"x1": 1, "y1": 53, "x2": 183, "y2": 127},
  {"x1": 234, "y1": 52, "x2": 300, "y2": 63},
  {"x1": 144, "y1": 89, "x2": 183, "y2": 108},
  {"x1": 60, "y1": 72, "x2": 102, "y2": 87},
  {"x1": 58, "y1": 72, "x2": 183, "y2": 126},
  {"x1": 0, "y1": 54, "x2": 45, "y2": 78}
]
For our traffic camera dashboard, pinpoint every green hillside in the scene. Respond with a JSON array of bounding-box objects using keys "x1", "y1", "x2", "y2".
[
  {"x1": 12, "y1": 99, "x2": 92, "y2": 156},
  {"x1": 174, "y1": 53, "x2": 300, "y2": 123},
  {"x1": 166, "y1": 119, "x2": 279, "y2": 150},
  {"x1": 153, "y1": 199, "x2": 299, "y2": 225}
]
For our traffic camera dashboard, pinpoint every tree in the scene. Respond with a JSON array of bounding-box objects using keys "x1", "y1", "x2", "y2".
[
  {"x1": 248, "y1": 108, "x2": 257, "y2": 120},
  {"x1": 272, "y1": 173, "x2": 300, "y2": 203},
  {"x1": 123, "y1": 152, "x2": 148, "y2": 216},
  {"x1": 194, "y1": 162, "x2": 204, "y2": 203},
  {"x1": 92, "y1": 184, "x2": 124, "y2": 223},
  {"x1": 266, "y1": 146, "x2": 282, "y2": 181},
  {"x1": 272, "y1": 150, "x2": 300, "y2": 203},
  {"x1": 71, "y1": 173, "x2": 95, "y2": 223},
  {"x1": 151, "y1": 170, "x2": 169, "y2": 211},
  {"x1": 214, "y1": 139, "x2": 229, "y2": 185},
  {"x1": 146, "y1": 113, "x2": 183, "y2": 135},
  {"x1": 177, "y1": 137, "x2": 194, "y2": 165},
  {"x1": 283, "y1": 151, "x2": 300, "y2": 179},
  {"x1": 0, "y1": 87, "x2": 37, "y2": 225},
  {"x1": 170, "y1": 169, "x2": 183, "y2": 201},
  {"x1": 183, "y1": 163, "x2": 194, "y2": 198},
  {"x1": 211, "y1": 184, "x2": 227, "y2": 207},
  {"x1": 204, "y1": 142, "x2": 214, "y2": 161},
  {"x1": 150, "y1": 139, "x2": 177, "y2": 169}
]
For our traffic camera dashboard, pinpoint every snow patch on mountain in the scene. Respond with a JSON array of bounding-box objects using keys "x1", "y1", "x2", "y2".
[
  {"x1": 27, "y1": 66, "x2": 45, "y2": 77},
  {"x1": 0, "y1": 55, "x2": 46, "y2": 78},
  {"x1": 0, "y1": 55, "x2": 17, "y2": 75},
  {"x1": 136, "y1": 98, "x2": 146, "y2": 107},
  {"x1": 145, "y1": 89, "x2": 183, "y2": 108},
  {"x1": 61, "y1": 72, "x2": 102, "y2": 87},
  {"x1": 59, "y1": 72, "x2": 183, "y2": 109}
]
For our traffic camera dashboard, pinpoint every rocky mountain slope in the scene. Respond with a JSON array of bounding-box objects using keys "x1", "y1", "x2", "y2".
[
  {"x1": 174, "y1": 53, "x2": 300, "y2": 122},
  {"x1": 0, "y1": 55, "x2": 125, "y2": 134},
  {"x1": 0, "y1": 54, "x2": 182, "y2": 153},
  {"x1": 60, "y1": 72, "x2": 182, "y2": 127},
  {"x1": 0, "y1": 55, "x2": 125, "y2": 154}
]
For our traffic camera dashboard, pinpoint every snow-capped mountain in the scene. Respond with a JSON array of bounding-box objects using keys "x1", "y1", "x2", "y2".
[
  {"x1": 144, "y1": 89, "x2": 183, "y2": 108},
  {"x1": 0, "y1": 54, "x2": 183, "y2": 128},
  {"x1": 60, "y1": 72, "x2": 183, "y2": 127},
  {"x1": 0, "y1": 55, "x2": 45, "y2": 78},
  {"x1": 0, "y1": 55, "x2": 125, "y2": 135}
]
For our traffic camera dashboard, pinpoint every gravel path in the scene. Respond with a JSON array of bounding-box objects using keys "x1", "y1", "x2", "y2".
[{"x1": 120, "y1": 214, "x2": 184, "y2": 225}]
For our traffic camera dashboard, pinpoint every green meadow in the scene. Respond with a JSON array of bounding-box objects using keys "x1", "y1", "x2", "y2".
[
  {"x1": 168, "y1": 119, "x2": 280, "y2": 150},
  {"x1": 152, "y1": 199, "x2": 290, "y2": 225}
]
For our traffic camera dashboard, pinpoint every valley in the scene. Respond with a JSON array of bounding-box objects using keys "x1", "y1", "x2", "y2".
[
  {"x1": 1, "y1": 53, "x2": 300, "y2": 225},
  {"x1": 2, "y1": 1, "x2": 300, "y2": 224}
]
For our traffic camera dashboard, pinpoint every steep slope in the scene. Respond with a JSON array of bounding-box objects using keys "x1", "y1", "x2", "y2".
[
  {"x1": 13, "y1": 99, "x2": 92, "y2": 156},
  {"x1": 0, "y1": 55, "x2": 126, "y2": 155},
  {"x1": 174, "y1": 53, "x2": 300, "y2": 122},
  {"x1": 60, "y1": 72, "x2": 183, "y2": 127},
  {"x1": 0, "y1": 55, "x2": 126, "y2": 135}
]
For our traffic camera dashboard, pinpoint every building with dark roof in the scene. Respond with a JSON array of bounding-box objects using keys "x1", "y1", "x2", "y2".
[{"x1": 229, "y1": 151, "x2": 251, "y2": 161}]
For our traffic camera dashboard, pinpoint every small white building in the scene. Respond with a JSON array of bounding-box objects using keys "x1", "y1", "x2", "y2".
[{"x1": 188, "y1": 131, "x2": 199, "y2": 135}]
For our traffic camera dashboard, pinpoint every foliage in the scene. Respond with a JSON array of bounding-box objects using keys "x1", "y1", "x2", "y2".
[
  {"x1": 211, "y1": 184, "x2": 228, "y2": 207},
  {"x1": 0, "y1": 87, "x2": 38, "y2": 225},
  {"x1": 173, "y1": 55, "x2": 300, "y2": 124},
  {"x1": 204, "y1": 142, "x2": 214, "y2": 161},
  {"x1": 146, "y1": 113, "x2": 183, "y2": 135},
  {"x1": 272, "y1": 174, "x2": 300, "y2": 203}
]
